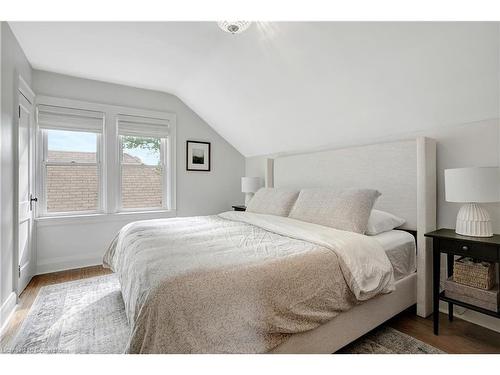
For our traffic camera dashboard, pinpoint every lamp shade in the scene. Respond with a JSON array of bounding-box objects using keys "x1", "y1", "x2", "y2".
[
  {"x1": 445, "y1": 167, "x2": 500, "y2": 203},
  {"x1": 241, "y1": 177, "x2": 263, "y2": 193}
]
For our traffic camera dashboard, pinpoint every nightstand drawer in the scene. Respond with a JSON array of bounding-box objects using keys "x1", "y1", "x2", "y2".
[{"x1": 440, "y1": 239, "x2": 499, "y2": 261}]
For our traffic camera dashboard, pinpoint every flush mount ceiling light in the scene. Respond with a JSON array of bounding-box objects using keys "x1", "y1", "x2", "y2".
[{"x1": 217, "y1": 21, "x2": 251, "y2": 34}]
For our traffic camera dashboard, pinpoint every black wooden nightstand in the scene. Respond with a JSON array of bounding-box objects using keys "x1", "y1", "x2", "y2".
[
  {"x1": 425, "y1": 229, "x2": 500, "y2": 335},
  {"x1": 232, "y1": 205, "x2": 246, "y2": 212}
]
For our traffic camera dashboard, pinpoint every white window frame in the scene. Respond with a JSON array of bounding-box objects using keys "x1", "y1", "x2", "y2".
[
  {"x1": 35, "y1": 95, "x2": 177, "y2": 219},
  {"x1": 39, "y1": 129, "x2": 104, "y2": 216}
]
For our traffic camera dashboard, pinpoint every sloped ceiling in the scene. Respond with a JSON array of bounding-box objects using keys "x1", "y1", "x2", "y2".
[{"x1": 9, "y1": 22, "x2": 499, "y2": 157}]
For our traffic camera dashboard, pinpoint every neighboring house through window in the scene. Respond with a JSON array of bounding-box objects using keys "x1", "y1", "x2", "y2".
[
  {"x1": 46, "y1": 133, "x2": 101, "y2": 213},
  {"x1": 117, "y1": 114, "x2": 170, "y2": 210},
  {"x1": 121, "y1": 148, "x2": 163, "y2": 209}
]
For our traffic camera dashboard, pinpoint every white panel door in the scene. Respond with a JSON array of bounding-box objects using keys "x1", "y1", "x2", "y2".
[{"x1": 18, "y1": 93, "x2": 35, "y2": 293}]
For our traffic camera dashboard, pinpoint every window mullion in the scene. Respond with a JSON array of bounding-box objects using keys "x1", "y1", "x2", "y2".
[
  {"x1": 40, "y1": 130, "x2": 48, "y2": 216},
  {"x1": 116, "y1": 131, "x2": 123, "y2": 212},
  {"x1": 105, "y1": 112, "x2": 118, "y2": 214},
  {"x1": 97, "y1": 132, "x2": 103, "y2": 213},
  {"x1": 161, "y1": 138, "x2": 167, "y2": 209}
]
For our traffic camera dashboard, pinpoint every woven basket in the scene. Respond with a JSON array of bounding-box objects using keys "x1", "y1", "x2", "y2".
[{"x1": 453, "y1": 256, "x2": 495, "y2": 290}]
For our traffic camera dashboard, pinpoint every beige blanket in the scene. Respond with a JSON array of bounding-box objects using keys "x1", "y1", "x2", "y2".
[{"x1": 103, "y1": 212, "x2": 394, "y2": 353}]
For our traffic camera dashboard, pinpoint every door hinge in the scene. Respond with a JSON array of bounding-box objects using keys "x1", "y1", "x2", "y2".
[
  {"x1": 18, "y1": 265, "x2": 21, "y2": 278},
  {"x1": 18, "y1": 105, "x2": 21, "y2": 118}
]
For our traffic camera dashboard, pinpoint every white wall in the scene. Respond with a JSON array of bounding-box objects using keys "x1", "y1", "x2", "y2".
[
  {"x1": 0, "y1": 22, "x2": 32, "y2": 328},
  {"x1": 32, "y1": 70, "x2": 245, "y2": 274}
]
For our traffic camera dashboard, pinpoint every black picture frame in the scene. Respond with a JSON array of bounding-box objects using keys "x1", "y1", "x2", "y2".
[{"x1": 186, "y1": 140, "x2": 211, "y2": 172}]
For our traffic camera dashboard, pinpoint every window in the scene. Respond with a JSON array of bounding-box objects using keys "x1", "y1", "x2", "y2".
[
  {"x1": 38, "y1": 104, "x2": 104, "y2": 215},
  {"x1": 45, "y1": 130, "x2": 100, "y2": 213},
  {"x1": 117, "y1": 115, "x2": 169, "y2": 211},
  {"x1": 36, "y1": 99, "x2": 175, "y2": 218},
  {"x1": 120, "y1": 136, "x2": 164, "y2": 209}
]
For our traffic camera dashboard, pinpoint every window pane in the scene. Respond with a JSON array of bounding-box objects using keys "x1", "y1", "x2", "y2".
[
  {"x1": 46, "y1": 165, "x2": 98, "y2": 212},
  {"x1": 47, "y1": 129, "x2": 97, "y2": 163},
  {"x1": 121, "y1": 136, "x2": 163, "y2": 209}
]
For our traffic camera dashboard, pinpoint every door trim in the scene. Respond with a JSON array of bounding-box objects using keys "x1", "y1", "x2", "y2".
[
  {"x1": 14, "y1": 74, "x2": 35, "y2": 299},
  {"x1": 18, "y1": 75, "x2": 35, "y2": 104}
]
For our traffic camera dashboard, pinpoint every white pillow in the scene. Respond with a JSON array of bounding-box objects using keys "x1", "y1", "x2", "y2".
[
  {"x1": 246, "y1": 188, "x2": 299, "y2": 217},
  {"x1": 366, "y1": 209, "x2": 406, "y2": 235},
  {"x1": 288, "y1": 188, "x2": 381, "y2": 234}
]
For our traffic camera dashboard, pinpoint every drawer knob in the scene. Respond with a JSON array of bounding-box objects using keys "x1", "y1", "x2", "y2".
[{"x1": 462, "y1": 245, "x2": 469, "y2": 251}]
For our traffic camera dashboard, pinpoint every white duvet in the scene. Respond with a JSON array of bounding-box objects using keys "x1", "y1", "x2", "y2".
[
  {"x1": 104, "y1": 211, "x2": 395, "y2": 353},
  {"x1": 219, "y1": 211, "x2": 395, "y2": 300}
]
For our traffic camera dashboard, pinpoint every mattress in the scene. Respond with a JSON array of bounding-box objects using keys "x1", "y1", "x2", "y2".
[{"x1": 372, "y1": 230, "x2": 416, "y2": 280}]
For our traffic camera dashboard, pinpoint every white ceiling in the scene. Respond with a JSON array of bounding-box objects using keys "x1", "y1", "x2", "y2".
[{"x1": 9, "y1": 22, "x2": 499, "y2": 157}]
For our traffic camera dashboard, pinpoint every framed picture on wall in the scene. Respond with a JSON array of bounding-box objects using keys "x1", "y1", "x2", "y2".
[{"x1": 186, "y1": 141, "x2": 211, "y2": 171}]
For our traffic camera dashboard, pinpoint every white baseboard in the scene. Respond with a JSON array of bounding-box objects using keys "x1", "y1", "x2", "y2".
[
  {"x1": 439, "y1": 301, "x2": 500, "y2": 333},
  {"x1": 0, "y1": 292, "x2": 18, "y2": 337},
  {"x1": 36, "y1": 252, "x2": 104, "y2": 275}
]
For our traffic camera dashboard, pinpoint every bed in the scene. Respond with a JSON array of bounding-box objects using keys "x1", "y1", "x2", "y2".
[{"x1": 104, "y1": 137, "x2": 436, "y2": 354}]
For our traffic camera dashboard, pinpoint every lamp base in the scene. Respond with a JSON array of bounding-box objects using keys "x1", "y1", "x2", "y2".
[
  {"x1": 455, "y1": 203, "x2": 493, "y2": 237},
  {"x1": 244, "y1": 193, "x2": 254, "y2": 206}
]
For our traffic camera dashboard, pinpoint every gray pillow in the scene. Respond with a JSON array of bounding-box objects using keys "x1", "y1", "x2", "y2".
[
  {"x1": 246, "y1": 188, "x2": 299, "y2": 217},
  {"x1": 288, "y1": 188, "x2": 381, "y2": 233}
]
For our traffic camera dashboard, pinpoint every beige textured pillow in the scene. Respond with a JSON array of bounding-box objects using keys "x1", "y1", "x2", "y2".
[
  {"x1": 288, "y1": 188, "x2": 381, "y2": 233},
  {"x1": 246, "y1": 188, "x2": 299, "y2": 217}
]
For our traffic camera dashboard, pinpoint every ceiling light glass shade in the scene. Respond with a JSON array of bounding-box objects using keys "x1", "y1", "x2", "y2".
[{"x1": 217, "y1": 21, "x2": 251, "y2": 34}]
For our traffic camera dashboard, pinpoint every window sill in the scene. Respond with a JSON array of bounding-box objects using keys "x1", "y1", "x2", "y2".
[{"x1": 35, "y1": 209, "x2": 177, "y2": 227}]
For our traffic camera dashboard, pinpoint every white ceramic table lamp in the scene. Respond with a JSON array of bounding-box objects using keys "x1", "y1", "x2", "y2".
[
  {"x1": 241, "y1": 177, "x2": 263, "y2": 206},
  {"x1": 445, "y1": 167, "x2": 500, "y2": 237}
]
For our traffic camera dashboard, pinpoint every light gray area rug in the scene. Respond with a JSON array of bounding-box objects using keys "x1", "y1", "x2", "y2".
[
  {"x1": 6, "y1": 274, "x2": 443, "y2": 354},
  {"x1": 8, "y1": 274, "x2": 129, "y2": 354},
  {"x1": 338, "y1": 326, "x2": 444, "y2": 354}
]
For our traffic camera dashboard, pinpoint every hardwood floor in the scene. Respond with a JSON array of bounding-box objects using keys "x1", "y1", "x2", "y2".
[
  {"x1": 1, "y1": 266, "x2": 500, "y2": 353},
  {"x1": 388, "y1": 306, "x2": 500, "y2": 354}
]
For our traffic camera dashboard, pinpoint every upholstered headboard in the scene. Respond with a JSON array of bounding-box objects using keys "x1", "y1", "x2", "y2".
[{"x1": 267, "y1": 137, "x2": 437, "y2": 317}]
